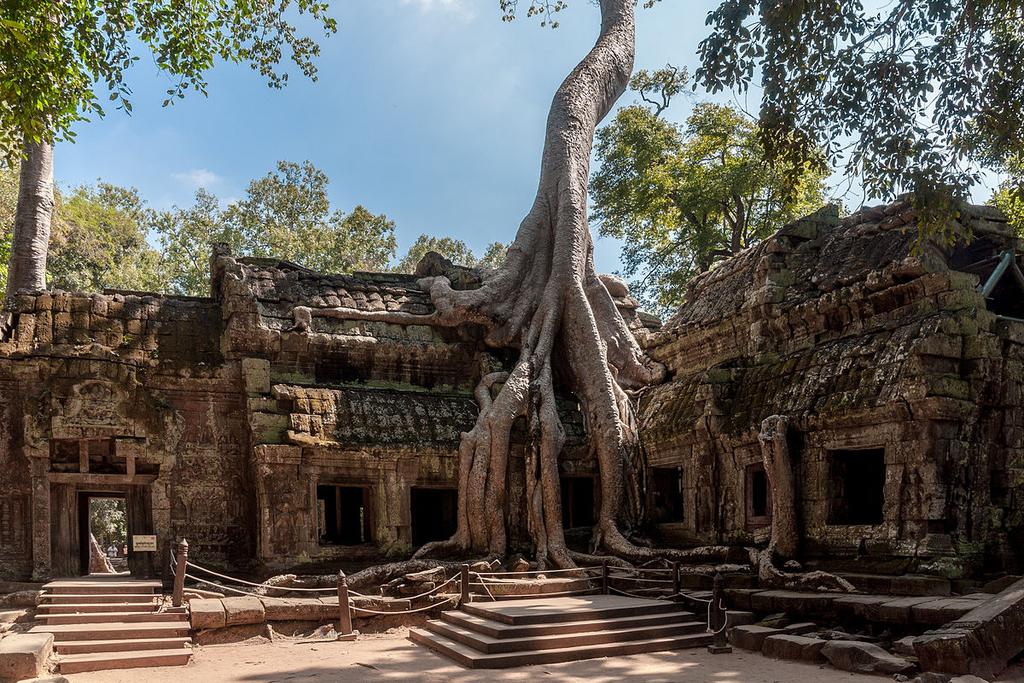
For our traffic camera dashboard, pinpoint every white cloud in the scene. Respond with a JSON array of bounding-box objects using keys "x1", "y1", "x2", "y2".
[
  {"x1": 400, "y1": 0, "x2": 474, "y2": 18},
  {"x1": 172, "y1": 168, "x2": 222, "y2": 189}
]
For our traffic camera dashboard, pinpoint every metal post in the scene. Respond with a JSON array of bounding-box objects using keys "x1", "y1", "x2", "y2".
[
  {"x1": 601, "y1": 559, "x2": 609, "y2": 595},
  {"x1": 672, "y1": 561, "x2": 680, "y2": 595},
  {"x1": 460, "y1": 564, "x2": 471, "y2": 606},
  {"x1": 172, "y1": 538, "x2": 188, "y2": 608},
  {"x1": 337, "y1": 570, "x2": 353, "y2": 637},
  {"x1": 707, "y1": 571, "x2": 732, "y2": 654}
]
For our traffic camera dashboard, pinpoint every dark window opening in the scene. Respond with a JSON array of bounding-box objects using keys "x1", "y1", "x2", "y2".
[
  {"x1": 985, "y1": 269, "x2": 1024, "y2": 319},
  {"x1": 317, "y1": 485, "x2": 370, "y2": 545},
  {"x1": 411, "y1": 487, "x2": 457, "y2": 547},
  {"x1": 828, "y1": 448, "x2": 886, "y2": 526},
  {"x1": 560, "y1": 477, "x2": 595, "y2": 529},
  {"x1": 651, "y1": 467, "x2": 684, "y2": 523},
  {"x1": 745, "y1": 463, "x2": 771, "y2": 526}
]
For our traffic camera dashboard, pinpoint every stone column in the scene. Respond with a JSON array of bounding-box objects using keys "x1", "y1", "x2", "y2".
[{"x1": 28, "y1": 449, "x2": 51, "y2": 580}]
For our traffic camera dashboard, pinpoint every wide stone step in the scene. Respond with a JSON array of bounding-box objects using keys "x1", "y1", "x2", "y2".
[
  {"x1": 42, "y1": 593, "x2": 160, "y2": 604},
  {"x1": 57, "y1": 648, "x2": 192, "y2": 674},
  {"x1": 38, "y1": 611, "x2": 187, "y2": 625},
  {"x1": 462, "y1": 595, "x2": 682, "y2": 625},
  {"x1": 43, "y1": 580, "x2": 162, "y2": 595},
  {"x1": 440, "y1": 609, "x2": 699, "y2": 639},
  {"x1": 409, "y1": 627, "x2": 713, "y2": 668},
  {"x1": 55, "y1": 636, "x2": 192, "y2": 654},
  {"x1": 38, "y1": 602, "x2": 159, "y2": 614},
  {"x1": 30, "y1": 622, "x2": 191, "y2": 641},
  {"x1": 426, "y1": 616, "x2": 707, "y2": 653}
]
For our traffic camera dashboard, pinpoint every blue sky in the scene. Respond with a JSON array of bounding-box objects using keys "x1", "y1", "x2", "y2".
[
  {"x1": 54, "y1": 0, "x2": 743, "y2": 274},
  {"x1": 53, "y1": 0, "x2": 1000, "y2": 275}
]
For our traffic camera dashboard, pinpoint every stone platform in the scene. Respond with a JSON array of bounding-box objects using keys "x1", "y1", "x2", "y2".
[{"x1": 409, "y1": 594, "x2": 712, "y2": 668}]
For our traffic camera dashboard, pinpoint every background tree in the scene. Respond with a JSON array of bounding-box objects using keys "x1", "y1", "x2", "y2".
[
  {"x1": 1, "y1": 0, "x2": 336, "y2": 300},
  {"x1": 49, "y1": 184, "x2": 163, "y2": 292},
  {"x1": 991, "y1": 156, "x2": 1024, "y2": 238},
  {"x1": 591, "y1": 69, "x2": 826, "y2": 312},
  {"x1": 395, "y1": 234, "x2": 508, "y2": 273},
  {"x1": 155, "y1": 161, "x2": 397, "y2": 295},
  {"x1": 0, "y1": 170, "x2": 162, "y2": 294},
  {"x1": 697, "y1": 1, "x2": 1024, "y2": 238}
]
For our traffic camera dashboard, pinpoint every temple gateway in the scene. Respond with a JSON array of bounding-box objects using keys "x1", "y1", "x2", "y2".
[{"x1": 0, "y1": 200, "x2": 1021, "y2": 584}]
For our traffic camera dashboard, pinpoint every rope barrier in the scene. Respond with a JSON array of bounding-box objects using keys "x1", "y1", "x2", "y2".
[
  {"x1": 607, "y1": 574, "x2": 675, "y2": 584},
  {"x1": 186, "y1": 561, "x2": 335, "y2": 593},
  {"x1": 391, "y1": 575, "x2": 461, "y2": 602},
  {"x1": 608, "y1": 586, "x2": 657, "y2": 599},
  {"x1": 471, "y1": 566, "x2": 602, "y2": 577},
  {"x1": 469, "y1": 574, "x2": 497, "y2": 602},
  {"x1": 351, "y1": 595, "x2": 458, "y2": 616}
]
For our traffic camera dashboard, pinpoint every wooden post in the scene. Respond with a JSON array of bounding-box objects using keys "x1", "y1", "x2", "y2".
[
  {"x1": 671, "y1": 561, "x2": 680, "y2": 595},
  {"x1": 460, "y1": 564, "x2": 471, "y2": 606},
  {"x1": 707, "y1": 571, "x2": 732, "y2": 654},
  {"x1": 601, "y1": 559, "x2": 609, "y2": 595},
  {"x1": 172, "y1": 538, "x2": 188, "y2": 608},
  {"x1": 337, "y1": 570, "x2": 353, "y2": 636}
]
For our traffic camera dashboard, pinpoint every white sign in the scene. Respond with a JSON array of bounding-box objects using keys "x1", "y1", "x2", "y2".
[{"x1": 132, "y1": 535, "x2": 157, "y2": 552}]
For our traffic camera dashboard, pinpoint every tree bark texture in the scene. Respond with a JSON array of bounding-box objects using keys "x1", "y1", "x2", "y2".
[{"x1": 6, "y1": 138, "x2": 53, "y2": 301}]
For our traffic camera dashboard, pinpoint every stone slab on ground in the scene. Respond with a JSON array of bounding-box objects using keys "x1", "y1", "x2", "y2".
[
  {"x1": 878, "y1": 596, "x2": 937, "y2": 623},
  {"x1": 222, "y1": 596, "x2": 265, "y2": 626},
  {"x1": 0, "y1": 610, "x2": 26, "y2": 625},
  {"x1": 262, "y1": 598, "x2": 336, "y2": 622},
  {"x1": 729, "y1": 624, "x2": 783, "y2": 651},
  {"x1": 893, "y1": 635, "x2": 917, "y2": 656},
  {"x1": 914, "y1": 577, "x2": 1024, "y2": 679},
  {"x1": 782, "y1": 622, "x2": 817, "y2": 635},
  {"x1": 762, "y1": 634, "x2": 826, "y2": 662},
  {"x1": 749, "y1": 590, "x2": 837, "y2": 616},
  {"x1": 910, "y1": 598, "x2": 986, "y2": 627},
  {"x1": 833, "y1": 594, "x2": 890, "y2": 621},
  {"x1": 190, "y1": 598, "x2": 226, "y2": 630},
  {"x1": 0, "y1": 632, "x2": 53, "y2": 681},
  {"x1": 821, "y1": 640, "x2": 915, "y2": 675}
]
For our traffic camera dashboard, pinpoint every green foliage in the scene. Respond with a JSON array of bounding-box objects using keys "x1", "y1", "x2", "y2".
[
  {"x1": 395, "y1": 234, "x2": 508, "y2": 274},
  {"x1": 89, "y1": 498, "x2": 127, "y2": 551},
  {"x1": 591, "y1": 70, "x2": 826, "y2": 312},
  {"x1": 991, "y1": 156, "x2": 1024, "y2": 238},
  {"x1": 696, "y1": 1, "x2": 1024, "y2": 239},
  {"x1": 155, "y1": 161, "x2": 398, "y2": 295},
  {"x1": 50, "y1": 184, "x2": 164, "y2": 293},
  {"x1": 0, "y1": 167, "x2": 163, "y2": 293},
  {"x1": 0, "y1": 0, "x2": 337, "y2": 161}
]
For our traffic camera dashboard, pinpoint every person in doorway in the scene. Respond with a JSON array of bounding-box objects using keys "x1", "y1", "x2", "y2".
[{"x1": 107, "y1": 544, "x2": 117, "y2": 558}]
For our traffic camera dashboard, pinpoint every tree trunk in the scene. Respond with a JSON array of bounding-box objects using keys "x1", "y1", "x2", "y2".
[
  {"x1": 757, "y1": 414, "x2": 799, "y2": 558},
  {"x1": 6, "y1": 138, "x2": 53, "y2": 302}
]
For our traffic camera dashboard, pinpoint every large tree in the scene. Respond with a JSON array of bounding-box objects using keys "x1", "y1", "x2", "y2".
[
  {"x1": 697, "y1": 1, "x2": 1024, "y2": 236},
  {"x1": 1, "y1": 0, "x2": 336, "y2": 299},
  {"x1": 591, "y1": 69, "x2": 826, "y2": 312},
  {"x1": 306, "y1": 0, "x2": 673, "y2": 569}
]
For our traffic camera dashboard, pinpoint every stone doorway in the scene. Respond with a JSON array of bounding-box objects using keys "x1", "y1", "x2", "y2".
[{"x1": 49, "y1": 482, "x2": 155, "y2": 579}]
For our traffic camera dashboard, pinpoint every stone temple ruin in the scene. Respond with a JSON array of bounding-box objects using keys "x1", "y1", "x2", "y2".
[{"x1": 0, "y1": 200, "x2": 1022, "y2": 675}]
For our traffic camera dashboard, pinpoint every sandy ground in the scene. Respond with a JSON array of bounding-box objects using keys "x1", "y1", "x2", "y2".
[{"x1": 57, "y1": 628, "x2": 962, "y2": 683}]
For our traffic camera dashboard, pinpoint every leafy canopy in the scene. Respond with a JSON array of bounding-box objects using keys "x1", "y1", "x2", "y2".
[
  {"x1": 697, "y1": 1, "x2": 1024, "y2": 238},
  {"x1": 0, "y1": 0, "x2": 336, "y2": 159},
  {"x1": 591, "y1": 67, "x2": 826, "y2": 312},
  {"x1": 395, "y1": 234, "x2": 508, "y2": 274},
  {"x1": 155, "y1": 161, "x2": 398, "y2": 295}
]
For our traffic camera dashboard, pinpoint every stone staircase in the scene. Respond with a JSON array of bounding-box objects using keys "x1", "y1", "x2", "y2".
[
  {"x1": 29, "y1": 576, "x2": 192, "y2": 674},
  {"x1": 409, "y1": 594, "x2": 712, "y2": 668}
]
